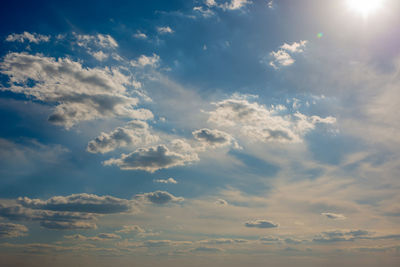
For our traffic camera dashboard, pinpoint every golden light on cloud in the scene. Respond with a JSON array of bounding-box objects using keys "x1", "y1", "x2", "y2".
[{"x1": 347, "y1": 0, "x2": 384, "y2": 17}]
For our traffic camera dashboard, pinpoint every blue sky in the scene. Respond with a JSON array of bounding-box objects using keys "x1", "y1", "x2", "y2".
[{"x1": 0, "y1": 0, "x2": 400, "y2": 266}]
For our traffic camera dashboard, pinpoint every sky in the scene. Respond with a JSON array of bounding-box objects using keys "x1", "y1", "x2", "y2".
[{"x1": 0, "y1": 0, "x2": 399, "y2": 266}]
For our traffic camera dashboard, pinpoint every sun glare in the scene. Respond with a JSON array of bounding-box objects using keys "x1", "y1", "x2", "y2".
[{"x1": 347, "y1": 0, "x2": 384, "y2": 17}]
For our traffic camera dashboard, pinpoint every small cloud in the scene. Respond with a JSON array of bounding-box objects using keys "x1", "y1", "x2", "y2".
[
  {"x1": 135, "y1": 191, "x2": 184, "y2": 204},
  {"x1": 154, "y1": 177, "x2": 178, "y2": 184},
  {"x1": 130, "y1": 53, "x2": 160, "y2": 68},
  {"x1": 134, "y1": 31, "x2": 148, "y2": 39},
  {"x1": 191, "y1": 246, "x2": 223, "y2": 253},
  {"x1": 157, "y1": 26, "x2": 174, "y2": 34},
  {"x1": 6, "y1": 32, "x2": 50, "y2": 44},
  {"x1": 116, "y1": 225, "x2": 145, "y2": 234},
  {"x1": 104, "y1": 144, "x2": 198, "y2": 172},
  {"x1": 267, "y1": 40, "x2": 307, "y2": 69},
  {"x1": 89, "y1": 50, "x2": 109, "y2": 61},
  {"x1": 321, "y1": 212, "x2": 346, "y2": 220},
  {"x1": 214, "y1": 199, "x2": 228, "y2": 206},
  {"x1": 267, "y1": 0, "x2": 274, "y2": 9},
  {"x1": 245, "y1": 219, "x2": 279, "y2": 228}
]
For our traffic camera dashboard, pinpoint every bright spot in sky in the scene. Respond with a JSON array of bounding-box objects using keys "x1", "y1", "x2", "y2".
[{"x1": 347, "y1": 0, "x2": 384, "y2": 17}]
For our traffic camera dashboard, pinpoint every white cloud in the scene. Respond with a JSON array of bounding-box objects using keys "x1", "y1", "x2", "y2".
[
  {"x1": 154, "y1": 177, "x2": 178, "y2": 184},
  {"x1": 0, "y1": 223, "x2": 28, "y2": 238},
  {"x1": 104, "y1": 142, "x2": 198, "y2": 172},
  {"x1": 321, "y1": 212, "x2": 346, "y2": 220},
  {"x1": 221, "y1": 0, "x2": 252, "y2": 10},
  {"x1": 135, "y1": 191, "x2": 184, "y2": 204},
  {"x1": 74, "y1": 33, "x2": 118, "y2": 49},
  {"x1": 5, "y1": 32, "x2": 50, "y2": 44},
  {"x1": 156, "y1": 26, "x2": 174, "y2": 34},
  {"x1": 0, "y1": 52, "x2": 152, "y2": 129},
  {"x1": 268, "y1": 40, "x2": 307, "y2": 69},
  {"x1": 244, "y1": 219, "x2": 279, "y2": 228},
  {"x1": 130, "y1": 53, "x2": 160, "y2": 68},
  {"x1": 89, "y1": 50, "x2": 109, "y2": 61},
  {"x1": 133, "y1": 31, "x2": 148, "y2": 39},
  {"x1": 208, "y1": 96, "x2": 336, "y2": 143},
  {"x1": 87, "y1": 120, "x2": 159, "y2": 154}
]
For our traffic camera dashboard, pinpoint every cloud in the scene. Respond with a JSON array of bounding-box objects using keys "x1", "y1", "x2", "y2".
[
  {"x1": 0, "y1": 52, "x2": 153, "y2": 129},
  {"x1": 154, "y1": 177, "x2": 178, "y2": 184},
  {"x1": 39, "y1": 221, "x2": 96, "y2": 230},
  {"x1": 214, "y1": 199, "x2": 228, "y2": 206},
  {"x1": 133, "y1": 31, "x2": 148, "y2": 39},
  {"x1": 220, "y1": 0, "x2": 252, "y2": 11},
  {"x1": 89, "y1": 50, "x2": 109, "y2": 61},
  {"x1": 87, "y1": 120, "x2": 159, "y2": 154},
  {"x1": 74, "y1": 33, "x2": 118, "y2": 49},
  {"x1": 321, "y1": 212, "x2": 346, "y2": 220},
  {"x1": 194, "y1": 0, "x2": 251, "y2": 17},
  {"x1": 259, "y1": 236, "x2": 281, "y2": 243},
  {"x1": 208, "y1": 96, "x2": 335, "y2": 143},
  {"x1": 5, "y1": 32, "x2": 50, "y2": 43},
  {"x1": 0, "y1": 223, "x2": 28, "y2": 238},
  {"x1": 135, "y1": 191, "x2": 184, "y2": 205},
  {"x1": 191, "y1": 246, "x2": 224, "y2": 253},
  {"x1": 17, "y1": 193, "x2": 134, "y2": 214},
  {"x1": 130, "y1": 54, "x2": 160, "y2": 68},
  {"x1": 0, "y1": 203, "x2": 98, "y2": 230},
  {"x1": 116, "y1": 225, "x2": 145, "y2": 234},
  {"x1": 64, "y1": 233, "x2": 121, "y2": 241},
  {"x1": 244, "y1": 219, "x2": 279, "y2": 228},
  {"x1": 156, "y1": 26, "x2": 174, "y2": 34},
  {"x1": 268, "y1": 40, "x2": 307, "y2": 69},
  {"x1": 312, "y1": 229, "x2": 369, "y2": 243},
  {"x1": 104, "y1": 144, "x2": 198, "y2": 172},
  {"x1": 192, "y1": 128, "x2": 236, "y2": 148}
]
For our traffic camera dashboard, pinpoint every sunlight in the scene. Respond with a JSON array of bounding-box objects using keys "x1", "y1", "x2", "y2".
[{"x1": 347, "y1": 0, "x2": 384, "y2": 17}]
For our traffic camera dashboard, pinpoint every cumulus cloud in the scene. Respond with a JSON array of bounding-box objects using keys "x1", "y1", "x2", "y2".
[
  {"x1": 244, "y1": 219, "x2": 279, "y2": 228},
  {"x1": 133, "y1": 31, "x2": 148, "y2": 39},
  {"x1": 40, "y1": 221, "x2": 96, "y2": 230},
  {"x1": 208, "y1": 97, "x2": 335, "y2": 143},
  {"x1": 87, "y1": 120, "x2": 159, "y2": 154},
  {"x1": 64, "y1": 233, "x2": 121, "y2": 241},
  {"x1": 321, "y1": 212, "x2": 346, "y2": 220},
  {"x1": 220, "y1": 0, "x2": 252, "y2": 10},
  {"x1": 0, "y1": 52, "x2": 153, "y2": 129},
  {"x1": 104, "y1": 144, "x2": 198, "y2": 172},
  {"x1": 313, "y1": 229, "x2": 369, "y2": 243},
  {"x1": 154, "y1": 177, "x2": 178, "y2": 184},
  {"x1": 215, "y1": 199, "x2": 228, "y2": 206},
  {"x1": 0, "y1": 203, "x2": 97, "y2": 230},
  {"x1": 0, "y1": 223, "x2": 28, "y2": 238},
  {"x1": 194, "y1": 0, "x2": 251, "y2": 17},
  {"x1": 156, "y1": 26, "x2": 174, "y2": 34},
  {"x1": 89, "y1": 50, "x2": 109, "y2": 61},
  {"x1": 192, "y1": 128, "x2": 236, "y2": 148},
  {"x1": 116, "y1": 225, "x2": 145, "y2": 234},
  {"x1": 130, "y1": 54, "x2": 160, "y2": 68},
  {"x1": 5, "y1": 32, "x2": 50, "y2": 43},
  {"x1": 74, "y1": 33, "x2": 118, "y2": 49},
  {"x1": 268, "y1": 40, "x2": 307, "y2": 69},
  {"x1": 135, "y1": 191, "x2": 184, "y2": 205},
  {"x1": 17, "y1": 193, "x2": 134, "y2": 214}
]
